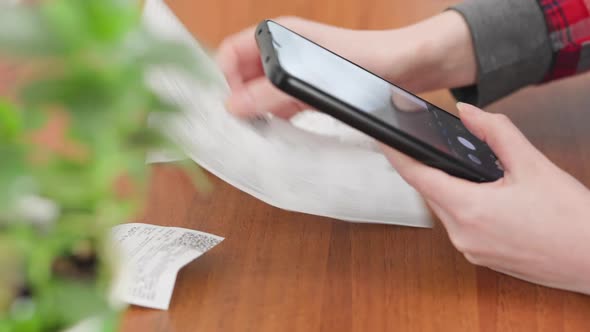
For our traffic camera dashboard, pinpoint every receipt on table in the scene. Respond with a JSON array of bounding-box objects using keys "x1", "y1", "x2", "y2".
[
  {"x1": 110, "y1": 223, "x2": 223, "y2": 310},
  {"x1": 142, "y1": 0, "x2": 432, "y2": 228}
]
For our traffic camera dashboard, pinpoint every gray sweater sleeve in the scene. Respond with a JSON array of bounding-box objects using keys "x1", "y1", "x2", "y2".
[{"x1": 449, "y1": 0, "x2": 553, "y2": 106}]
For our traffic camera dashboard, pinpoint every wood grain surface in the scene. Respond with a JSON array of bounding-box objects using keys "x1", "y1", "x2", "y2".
[{"x1": 121, "y1": 0, "x2": 590, "y2": 331}]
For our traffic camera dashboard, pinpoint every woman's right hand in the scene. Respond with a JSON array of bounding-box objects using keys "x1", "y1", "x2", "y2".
[{"x1": 217, "y1": 12, "x2": 477, "y2": 118}]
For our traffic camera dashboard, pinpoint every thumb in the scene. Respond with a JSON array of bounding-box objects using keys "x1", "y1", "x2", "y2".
[{"x1": 457, "y1": 102, "x2": 538, "y2": 173}]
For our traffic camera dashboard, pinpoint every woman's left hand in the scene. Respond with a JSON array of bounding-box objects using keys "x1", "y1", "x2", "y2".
[{"x1": 382, "y1": 102, "x2": 590, "y2": 294}]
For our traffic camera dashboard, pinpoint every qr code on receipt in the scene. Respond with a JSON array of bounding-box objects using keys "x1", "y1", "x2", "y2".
[{"x1": 174, "y1": 232, "x2": 222, "y2": 252}]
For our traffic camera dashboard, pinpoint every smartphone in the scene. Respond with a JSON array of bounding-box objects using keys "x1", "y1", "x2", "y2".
[{"x1": 255, "y1": 20, "x2": 504, "y2": 182}]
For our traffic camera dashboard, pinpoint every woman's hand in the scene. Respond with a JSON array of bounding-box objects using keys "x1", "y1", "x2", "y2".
[
  {"x1": 382, "y1": 103, "x2": 590, "y2": 294},
  {"x1": 217, "y1": 12, "x2": 477, "y2": 118},
  {"x1": 217, "y1": 13, "x2": 590, "y2": 294}
]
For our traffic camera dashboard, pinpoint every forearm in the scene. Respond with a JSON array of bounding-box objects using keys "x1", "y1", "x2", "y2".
[
  {"x1": 445, "y1": 0, "x2": 589, "y2": 106},
  {"x1": 385, "y1": 0, "x2": 590, "y2": 107},
  {"x1": 391, "y1": 11, "x2": 477, "y2": 93}
]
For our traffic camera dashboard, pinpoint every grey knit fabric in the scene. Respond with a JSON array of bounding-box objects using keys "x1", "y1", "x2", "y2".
[{"x1": 449, "y1": 0, "x2": 553, "y2": 106}]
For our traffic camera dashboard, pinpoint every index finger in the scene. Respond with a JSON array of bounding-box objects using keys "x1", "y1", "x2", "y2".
[{"x1": 216, "y1": 26, "x2": 262, "y2": 91}]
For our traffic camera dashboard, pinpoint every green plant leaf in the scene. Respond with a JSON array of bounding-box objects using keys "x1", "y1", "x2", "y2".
[
  {"x1": 0, "y1": 5, "x2": 62, "y2": 56},
  {"x1": 84, "y1": 0, "x2": 140, "y2": 43},
  {"x1": 0, "y1": 145, "x2": 31, "y2": 217},
  {"x1": 40, "y1": 0, "x2": 89, "y2": 54},
  {"x1": 0, "y1": 0, "x2": 209, "y2": 329},
  {"x1": 0, "y1": 100, "x2": 22, "y2": 141}
]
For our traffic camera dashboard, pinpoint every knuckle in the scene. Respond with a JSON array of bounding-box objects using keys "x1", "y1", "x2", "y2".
[
  {"x1": 449, "y1": 232, "x2": 485, "y2": 265},
  {"x1": 274, "y1": 15, "x2": 303, "y2": 25},
  {"x1": 448, "y1": 231, "x2": 489, "y2": 266},
  {"x1": 464, "y1": 253, "x2": 484, "y2": 266},
  {"x1": 449, "y1": 234, "x2": 470, "y2": 254},
  {"x1": 216, "y1": 39, "x2": 229, "y2": 54},
  {"x1": 216, "y1": 39, "x2": 236, "y2": 61},
  {"x1": 218, "y1": 37, "x2": 230, "y2": 48},
  {"x1": 493, "y1": 113, "x2": 512, "y2": 126},
  {"x1": 451, "y1": 204, "x2": 482, "y2": 227}
]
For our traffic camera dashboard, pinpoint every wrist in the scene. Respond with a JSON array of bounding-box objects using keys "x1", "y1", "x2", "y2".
[{"x1": 384, "y1": 11, "x2": 477, "y2": 93}]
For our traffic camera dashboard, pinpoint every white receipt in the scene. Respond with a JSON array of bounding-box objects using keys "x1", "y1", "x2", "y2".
[
  {"x1": 110, "y1": 223, "x2": 223, "y2": 310},
  {"x1": 142, "y1": 0, "x2": 432, "y2": 228}
]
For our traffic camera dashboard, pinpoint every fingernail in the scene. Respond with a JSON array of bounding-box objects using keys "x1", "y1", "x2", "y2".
[{"x1": 457, "y1": 102, "x2": 479, "y2": 117}]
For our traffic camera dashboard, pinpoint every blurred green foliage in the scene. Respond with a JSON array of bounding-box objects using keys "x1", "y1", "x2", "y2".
[{"x1": 0, "y1": 0, "x2": 204, "y2": 330}]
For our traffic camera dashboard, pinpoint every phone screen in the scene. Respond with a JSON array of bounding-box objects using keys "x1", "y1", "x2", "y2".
[{"x1": 266, "y1": 21, "x2": 503, "y2": 178}]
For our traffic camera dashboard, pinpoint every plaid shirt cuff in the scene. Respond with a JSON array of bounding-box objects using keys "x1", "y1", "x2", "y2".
[
  {"x1": 539, "y1": 0, "x2": 590, "y2": 81},
  {"x1": 450, "y1": 0, "x2": 552, "y2": 106}
]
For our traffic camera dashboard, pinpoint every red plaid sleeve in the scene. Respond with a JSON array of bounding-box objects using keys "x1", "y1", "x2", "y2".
[{"x1": 538, "y1": 0, "x2": 590, "y2": 81}]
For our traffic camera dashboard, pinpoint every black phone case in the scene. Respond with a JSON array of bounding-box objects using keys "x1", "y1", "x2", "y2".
[{"x1": 255, "y1": 20, "x2": 501, "y2": 182}]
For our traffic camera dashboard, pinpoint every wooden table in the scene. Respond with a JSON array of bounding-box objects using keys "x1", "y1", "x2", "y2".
[{"x1": 122, "y1": 0, "x2": 590, "y2": 330}]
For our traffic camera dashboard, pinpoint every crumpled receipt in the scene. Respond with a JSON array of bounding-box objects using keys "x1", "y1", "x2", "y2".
[
  {"x1": 142, "y1": 0, "x2": 432, "y2": 228},
  {"x1": 110, "y1": 223, "x2": 223, "y2": 310}
]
